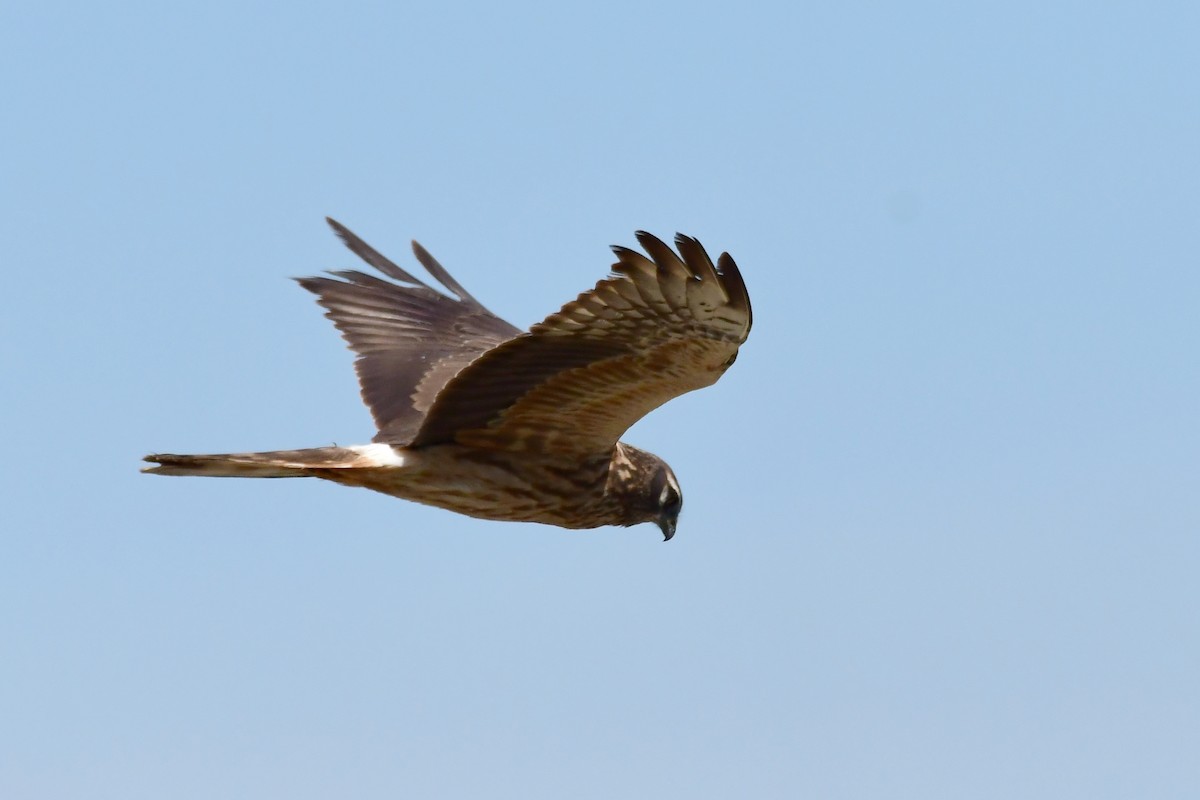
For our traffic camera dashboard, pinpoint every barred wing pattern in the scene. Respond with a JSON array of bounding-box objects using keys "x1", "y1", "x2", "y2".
[
  {"x1": 298, "y1": 219, "x2": 521, "y2": 446},
  {"x1": 410, "y1": 232, "x2": 752, "y2": 457}
]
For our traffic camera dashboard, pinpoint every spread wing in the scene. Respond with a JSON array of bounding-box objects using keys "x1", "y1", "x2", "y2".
[
  {"x1": 297, "y1": 219, "x2": 521, "y2": 445},
  {"x1": 408, "y1": 232, "x2": 752, "y2": 457}
]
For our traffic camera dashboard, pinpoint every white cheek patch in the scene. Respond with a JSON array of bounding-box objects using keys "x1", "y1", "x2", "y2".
[
  {"x1": 659, "y1": 473, "x2": 682, "y2": 506},
  {"x1": 350, "y1": 443, "x2": 407, "y2": 467}
]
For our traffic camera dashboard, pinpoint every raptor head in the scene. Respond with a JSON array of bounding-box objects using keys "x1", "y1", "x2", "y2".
[
  {"x1": 610, "y1": 443, "x2": 683, "y2": 541},
  {"x1": 650, "y1": 462, "x2": 683, "y2": 541}
]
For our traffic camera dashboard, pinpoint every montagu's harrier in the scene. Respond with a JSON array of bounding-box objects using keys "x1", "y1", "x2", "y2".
[{"x1": 144, "y1": 220, "x2": 752, "y2": 540}]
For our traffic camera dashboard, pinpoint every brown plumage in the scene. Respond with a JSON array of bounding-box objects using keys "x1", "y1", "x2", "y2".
[{"x1": 144, "y1": 219, "x2": 752, "y2": 540}]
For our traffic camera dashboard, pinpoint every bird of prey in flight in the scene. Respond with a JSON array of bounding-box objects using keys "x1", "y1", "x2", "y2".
[{"x1": 144, "y1": 220, "x2": 752, "y2": 540}]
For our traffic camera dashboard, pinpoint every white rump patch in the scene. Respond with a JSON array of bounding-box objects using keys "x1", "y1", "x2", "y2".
[{"x1": 350, "y1": 443, "x2": 407, "y2": 467}]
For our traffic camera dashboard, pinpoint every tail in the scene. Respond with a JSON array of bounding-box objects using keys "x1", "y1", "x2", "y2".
[{"x1": 142, "y1": 446, "x2": 370, "y2": 478}]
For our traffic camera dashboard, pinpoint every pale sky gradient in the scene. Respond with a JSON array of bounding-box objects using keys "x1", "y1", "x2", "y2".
[{"x1": 3, "y1": 2, "x2": 1198, "y2": 798}]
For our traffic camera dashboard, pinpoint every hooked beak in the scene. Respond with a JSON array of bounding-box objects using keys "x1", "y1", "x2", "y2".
[{"x1": 657, "y1": 515, "x2": 677, "y2": 542}]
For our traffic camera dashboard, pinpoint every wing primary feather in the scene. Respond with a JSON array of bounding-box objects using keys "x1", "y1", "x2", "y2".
[
  {"x1": 635, "y1": 231, "x2": 696, "y2": 312},
  {"x1": 716, "y1": 252, "x2": 752, "y2": 327},
  {"x1": 297, "y1": 220, "x2": 525, "y2": 446},
  {"x1": 674, "y1": 234, "x2": 723, "y2": 288},
  {"x1": 610, "y1": 245, "x2": 673, "y2": 311},
  {"x1": 326, "y1": 217, "x2": 432, "y2": 289},
  {"x1": 610, "y1": 245, "x2": 658, "y2": 276},
  {"x1": 634, "y1": 231, "x2": 691, "y2": 279},
  {"x1": 411, "y1": 240, "x2": 482, "y2": 305}
]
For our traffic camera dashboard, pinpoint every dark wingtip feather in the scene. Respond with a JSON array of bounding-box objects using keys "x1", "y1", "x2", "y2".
[
  {"x1": 294, "y1": 275, "x2": 319, "y2": 294},
  {"x1": 716, "y1": 251, "x2": 752, "y2": 329},
  {"x1": 627, "y1": 231, "x2": 751, "y2": 331},
  {"x1": 324, "y1": 220, "x2": 486, "y2": 311},
  {"x1": 634, "y1": 230, "x2": 690, "y2": 279},
  {"x1": 673, "y1": 233, "x2": 721, "y2": 284},
  {"x1": 633, "y1": 230, "x2": 669, "y2": 253},
  {"x1": 324, "y1": 218, "x2": 429, "y2": 288},
  {"x1": 326, "y1": 216, "x2": 350, "y2": 239},
  {"x1": 411, "y1": 240, "x2": 480, "y2": 305}
]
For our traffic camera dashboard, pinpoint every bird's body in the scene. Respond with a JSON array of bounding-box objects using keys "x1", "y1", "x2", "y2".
[
  {"x1": 145, "y1": 221, "x2": 751, "y2": 540},
  {"x1": 152, "y1": 442, "x2": 652, "y2": 529}
]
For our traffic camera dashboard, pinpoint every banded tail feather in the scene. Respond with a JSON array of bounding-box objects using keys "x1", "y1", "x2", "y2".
[{"x1": 141, "y1": 446, "x2": 397, "y2": 478}]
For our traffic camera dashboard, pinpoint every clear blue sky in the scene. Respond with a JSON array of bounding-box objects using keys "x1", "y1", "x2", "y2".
[{"x1": 3, "y1": 2, "x2": 1197, "y2": 797}]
